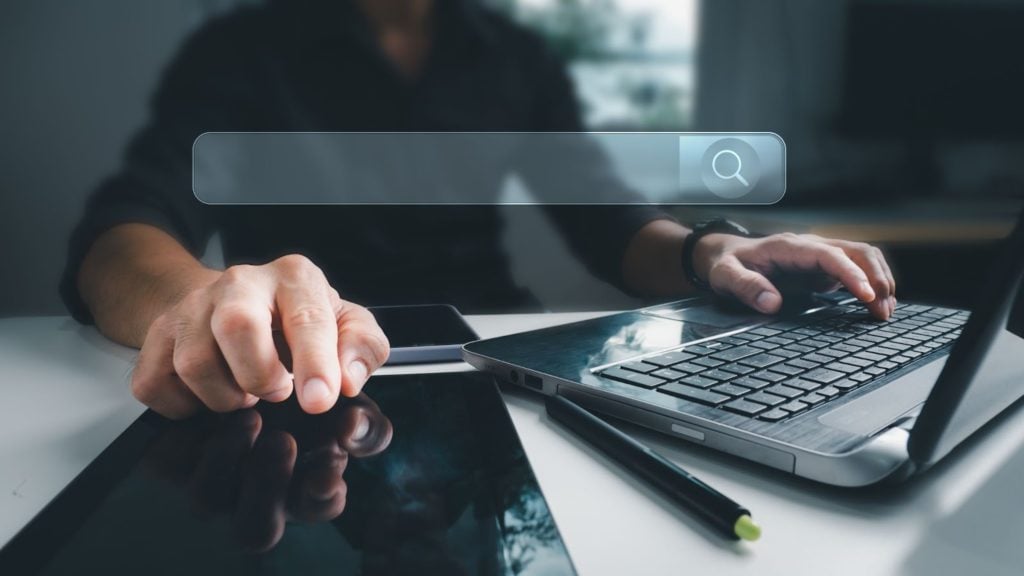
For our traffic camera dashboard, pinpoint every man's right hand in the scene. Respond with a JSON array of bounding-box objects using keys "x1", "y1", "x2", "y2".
[{"x1": 130, "y1": 254, "x2": 390, "y2": 419}]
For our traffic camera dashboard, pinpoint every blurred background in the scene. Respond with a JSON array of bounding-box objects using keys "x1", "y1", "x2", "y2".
[{"x1": 1, "y1": 0, "x2": 1022, "y2": 317}]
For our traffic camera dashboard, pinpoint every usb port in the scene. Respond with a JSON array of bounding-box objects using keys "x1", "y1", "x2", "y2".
[{"x1": 524, "y1": 374, "x2": 543, "y2": 391}]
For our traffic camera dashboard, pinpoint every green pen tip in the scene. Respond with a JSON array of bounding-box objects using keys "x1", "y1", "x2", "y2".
[{"x1": 734, "y1": 515, "x2": 762, "y2": 542}]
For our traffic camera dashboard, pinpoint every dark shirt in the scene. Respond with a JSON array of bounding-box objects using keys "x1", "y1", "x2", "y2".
[{"x1": 60, "y1": 0, "x2": 668, "y2": 320}]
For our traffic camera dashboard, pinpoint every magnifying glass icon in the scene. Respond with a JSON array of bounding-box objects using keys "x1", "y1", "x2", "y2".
[{"x1": 711, "y1": 149, "x2": 749, "y2": 187}]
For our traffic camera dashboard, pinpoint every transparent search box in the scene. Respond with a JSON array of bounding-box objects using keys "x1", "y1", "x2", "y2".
[{"x1": 192, "y1": 132, "x2": 786, "y2": 205}]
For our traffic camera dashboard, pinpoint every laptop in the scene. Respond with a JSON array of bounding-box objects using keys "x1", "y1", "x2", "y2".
[{"x1": 464, "y1": 215, "x2": 1024, "y2": 487}]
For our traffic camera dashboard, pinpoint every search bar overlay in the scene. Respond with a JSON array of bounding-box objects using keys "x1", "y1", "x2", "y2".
[
  {"x1": 193, "y1": 132, "x2": 786, "y2": 205},
  {"x1": 678, "y1": 133, "x2": 786, "y2": 203}
]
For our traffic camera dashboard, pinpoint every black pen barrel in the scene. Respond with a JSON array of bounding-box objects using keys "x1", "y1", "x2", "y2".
[{"x1": 546, "y1": 395, "x2": 747, "y2": 540}]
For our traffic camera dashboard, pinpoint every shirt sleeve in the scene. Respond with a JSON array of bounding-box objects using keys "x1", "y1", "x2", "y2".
[
  {"x1": 513, "y1": 41, "x2": 675, "y2": 294},
  {"x1": 59, "y1": 11, "x2": 262, "y2": 324}
]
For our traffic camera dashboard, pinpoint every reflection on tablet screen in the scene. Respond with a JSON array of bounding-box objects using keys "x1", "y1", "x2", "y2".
[{"x1": 0, "y1": 373, "x2": 575, "y2": 576}]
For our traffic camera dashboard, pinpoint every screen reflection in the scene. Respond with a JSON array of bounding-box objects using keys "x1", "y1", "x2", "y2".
[{"x1": 16, "y1": 374, "x2": 574, "y2": 576}]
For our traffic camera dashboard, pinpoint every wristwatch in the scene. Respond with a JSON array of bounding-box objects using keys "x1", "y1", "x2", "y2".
[{"x1": 680, "y1": 218, "x2": 754, "y2": 291}]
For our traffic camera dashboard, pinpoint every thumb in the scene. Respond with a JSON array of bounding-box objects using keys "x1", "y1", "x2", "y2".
[{"x1": 708, "y1": 256, "x2": 783, "y2": 314}]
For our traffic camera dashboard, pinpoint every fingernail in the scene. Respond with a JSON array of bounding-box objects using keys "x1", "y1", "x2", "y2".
[
  {"x1": 755, "y1": 291, "x2": 780, "y2": 313},
  {"x1": 860, "y1": 280, "x2": 876, "y2": 300},
  {"x1": 351, "y1": 412, "x2": 370, "y2": 441},
  {"x1": 347, "y1": 360, "x2": 369, "y2": 388},
  {"x1": 301, "y1": 377, "x2": 331, "y2": 405}
]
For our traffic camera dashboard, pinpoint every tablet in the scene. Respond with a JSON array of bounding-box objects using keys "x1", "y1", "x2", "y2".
[{"x1": 0, "y1": 372, "x2": 575, "y2": 575}]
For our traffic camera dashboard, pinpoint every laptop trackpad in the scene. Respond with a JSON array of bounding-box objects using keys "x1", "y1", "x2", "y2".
[{"x1": 818, "y1": 357, "x2": 947, "y2": 436}]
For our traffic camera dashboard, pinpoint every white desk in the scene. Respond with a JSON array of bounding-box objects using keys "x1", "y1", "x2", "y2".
[{"x1": 1, "y1": 315, "x2": 1022, "y2": 575}]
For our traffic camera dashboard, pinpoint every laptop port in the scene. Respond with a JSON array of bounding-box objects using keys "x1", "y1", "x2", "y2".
[{"x1": 524, "y1": 374, "x2": 543, "y2": 391}]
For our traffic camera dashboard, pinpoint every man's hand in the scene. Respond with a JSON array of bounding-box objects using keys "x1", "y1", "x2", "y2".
[
  {"x1": 693, "y1": 232, "x2": 897, "y2": 320},
  {"x1": 131, "y1": 254, "x2": 390, "y2": 419}
]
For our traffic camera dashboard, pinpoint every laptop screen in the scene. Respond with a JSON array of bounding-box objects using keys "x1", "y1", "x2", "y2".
[{"x1": 909, "y1": 214, "x2": 1024, "y2": 466}]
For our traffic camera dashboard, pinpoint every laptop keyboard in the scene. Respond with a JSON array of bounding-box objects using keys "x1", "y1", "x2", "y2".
[{"x1": 596, "y1": 302, "x2": 969, "y2": 422}]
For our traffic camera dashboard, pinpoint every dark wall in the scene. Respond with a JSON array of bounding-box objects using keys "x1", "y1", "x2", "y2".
[{"x1": 0, "y1": 2, "x2": 203, "y2": 316}]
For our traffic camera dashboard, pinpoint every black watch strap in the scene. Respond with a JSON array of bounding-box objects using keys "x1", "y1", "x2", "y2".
[{"x1": 680, "y1": 219, "x2": 753, "y2": 291}]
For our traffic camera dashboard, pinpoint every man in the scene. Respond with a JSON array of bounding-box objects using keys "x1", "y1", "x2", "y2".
[{"x1": 63, "y1": 0, "x2": 895, "y2": 420}]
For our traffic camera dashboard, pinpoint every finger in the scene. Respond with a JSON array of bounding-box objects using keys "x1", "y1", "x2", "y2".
[
  {"x1": 234, "y1": 430, "x2": 295, "y2": 552},
  {"x1": 273, "y1": 255, "x2": 341, "y2": 414},
  {"x1": 211, "y1": 278, "x2": 292, "y2": 402},
  {"x1": 874, "y1": 246, "x2": 898, "y2": 316},
  {"x1": 289, "y1": 441, "x2": 348, "y2": 523},
  {"x1": 173, "y1": 293, "x2": 258, "y2": 413},
  {"x1": 825, "y1": 241, "x2": 892, "y2": 319},
  {"x1": 761, "y1": 236, "x2": 876, "y2": 303},
  {"x1": 332, "y1": 300, "x2": 390, "y2": 397},
  {"x1": 708, "y1": 255, "x2": 783, "y2": 314},
  {"x1": 337, "y1": 402, "x2": 394, "y2": 458},
  {"x1": 131, "y1": 315, "x2": 202, "y2": 420},
  {"x1": 188, "y1": 410, "x2": 261, "y2": 517}
]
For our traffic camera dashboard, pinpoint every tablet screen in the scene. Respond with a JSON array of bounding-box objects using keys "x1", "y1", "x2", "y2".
[{"x1": 0, "y1": 373, "x2": 575, "y2": 576}]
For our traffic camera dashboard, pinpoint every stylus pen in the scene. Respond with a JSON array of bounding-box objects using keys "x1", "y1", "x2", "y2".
[{"x1": 545, "y1": 395, "x2": 762, "y2": 542}]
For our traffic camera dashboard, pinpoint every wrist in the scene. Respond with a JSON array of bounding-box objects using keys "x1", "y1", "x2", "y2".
[
  {"x1": 691, "y1": 233, "x2": 731, "y2": 287},
  {"x1": 680, "y1": 219, "x2": 754, "y2": 291}
]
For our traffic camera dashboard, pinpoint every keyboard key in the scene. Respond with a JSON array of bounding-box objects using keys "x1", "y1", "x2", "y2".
[
  {"x1": 766, "y1": 384, "x2": 803, "y2": 399},
  {"x1": 769, "y1": 348, "x2": 801, "y2": 359},
  {"x1": 712, "y1": 383, "x2": 750, "y2": 397},
  {"x1": 833, "y1": 343, "x2": 862, "y2": 354},
  {"x1": 826, "y1": 362, "x2": 860, "y2": 374},
  {"x1": 749, "y1": 340, "x2": 780, "y2": 350},
  {"x1": 746, "y1": 391, "x2": 786, "y2": 406},
  {"x1": 711, "y1": 345, "x2": 762, "y2": 362},
  {"x1": 683, "y1": 345, "x2": 721, "y2": 356},
  {"x1": 786, "y1": 358, "x2": 821, "y2": 371},
  {"x1": 878, "y1": 360, "x2": 898, "y2": 370},
  {"x1": 723, "y1": 399, "x2": 768, "y2": 416},
  {"x1": 849, "y1": 372, "x2": 872, "y2": 382},
  {"x1": 740, "y1": 353, "x2": 786, "y2": 368},
  {"x1": 833, "y1": 378, "x2": 859, "y2": 390},
  {"x1": 818, "y1": 385, "x2": 841, "y2": 398},
  {"x1": 769, "y1": 363, "x2": 805, "y2": 376},
  {"x1": 803, "y1": 393, "x2": 827, "y2": 405},
  {"x1": 651, "y1": 368, "x2": 687, "y2": 381},
  {"x1": 863, "y1": 346, "x2": 897, "y2": 357},
  {"x1": 692, "y1": 357, "x2": 725, "y2": 368},
  {"x1": 758, "y1": 408, "x2": 790, "y2": 422},
  {"x1": 600, "y1": 367, "x2": 664, "y2": 388},
  {"x1": 803, "y1": 368, "x2": 844, "y2": 384},
  {"x1": 673, "y1": 362, "x2": 706, "y2": 374},
  {"x1": 750, "y1": 370, "x2": 787, "y2": 383},
  {"x1": 659, "y1": 384, "x2": 730, "y2": 405},
  {"x1": 804, "y1": 353, "x2": 835, "y2": 364},
  {"x1": 644, "y1": 351, "x2": 697, "y2": 367},
  {"x1": 719, "y1": 363, "x2": 756, "y2": 376},
  {"x1": 853, "y1": 351, "x2": 887, "y2": 362},
  {"x1": 700, "y1": 369, "x2": 736, "y2": 381},
  {"x1": 838, "y1": 356, "x2": 873, "y2": 368},
  {"x1": 748, "y1": 327, "x2": 782, "y2": 337},
  {"x1": 864, "y1": 366, "x2": 886, "y2": 376},
  {"x1": 733, "y1": 376, "x2": 773, "y2": 389},
  {"x1": 780, "y1": 400, "x2": 810, "y2": 413},
  {"x1": 679, "y1": 375, "x2": 719, "y2": 389},
  {"x1": 784, "y1": 344, "x2": 816, "y2": 354},
  {"x1": 785, "y1": 378, "x2": 821, "y2": 392},
  {"x1": 621, "y1": 361, "x2": 660, "y2": 374}
]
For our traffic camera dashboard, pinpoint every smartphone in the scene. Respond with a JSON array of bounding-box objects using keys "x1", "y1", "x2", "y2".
[{"x1": 367, "y1": 304, "x2": 479, "y2": 365}]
